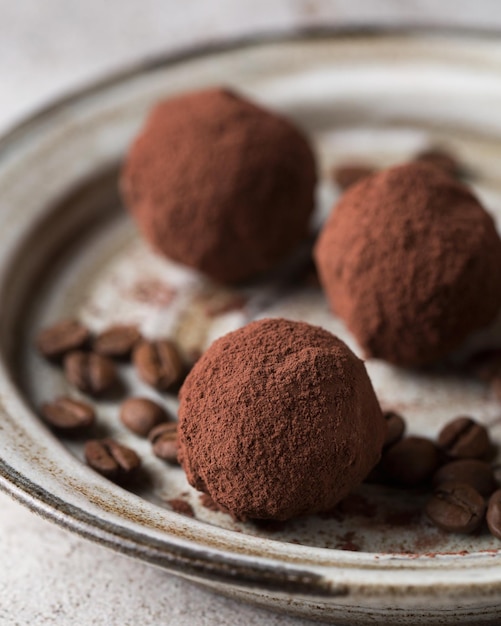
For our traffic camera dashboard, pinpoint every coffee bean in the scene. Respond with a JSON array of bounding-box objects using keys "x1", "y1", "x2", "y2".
[
  {"x1": 40, "y1": 396, "x2": 95, "y2": 431},
  {"x1": 84, "y1": 440, "x2": 117, "y2": 478},
  {"x1": 487, "y1": 489, "x2": 501, "y2": 539},
  {"x1": 383, "y1": 411, "x2": 406, "y2": 448},
  {"x1": 93, "y1": 325, "x2": 141, "y2": 359},
  {"x1": 437, "y1": 417, "x2": 490, "y2": 460},
  {"x1": 382, "y1": 436, "x2": 439, "y2": 487},
  {"x1": 63, "y1": 351, "x2": 118, "y2": 396},
  {"x1": 148, "y1": 422, "x2": 179, "y2": 464},
  {"x1": 433, "y1": 459, "x2": 497, "y2": 497},
  {"x1": 332, "y1": 164, "x2": 376, "y2": 190},
  {"x1": 84, "y1": 438, "x2": 140, "y2": 483},
  {"x1": 425, "y1": 482, "x2": 485, "y2": 533},
  {"x1": 36, "y1": 319, "x2": 90, "y2": 360},
  {"x1": 120, "y1": 397, "x2": 169, "y2": 437},
  {"x1": 414, "y1": 147, "x2": 460, "y2": 178},
  {"x1": 133, "y1": 339, "x2": 183, "y2": 391}
]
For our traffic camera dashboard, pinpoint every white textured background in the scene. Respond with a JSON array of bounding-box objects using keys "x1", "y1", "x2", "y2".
[
  {"x1": 3, "y1": 0, "x2": 501, "y2": 133},
  {"x1": 1, "y1": 1, "x2": 501, "y2": 624}
]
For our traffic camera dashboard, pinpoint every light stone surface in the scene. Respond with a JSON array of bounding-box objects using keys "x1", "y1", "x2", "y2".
[
  {"x1": 1, "y1": 1, "x2": 500, "y2": 624},
  {"x1": 0, "y1": 491, "x2": 318, "y2": 626}
]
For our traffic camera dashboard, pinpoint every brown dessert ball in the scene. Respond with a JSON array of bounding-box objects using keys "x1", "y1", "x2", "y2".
[
  {"x1": 178, "y1": 318, "x2": 385, "y2": 521},
  {"x1": 121, "y1": 88, "x2": 316, "y2": 284},
  {"x1": 314, "y1": 163, "x2": 501, "y2": 367}
]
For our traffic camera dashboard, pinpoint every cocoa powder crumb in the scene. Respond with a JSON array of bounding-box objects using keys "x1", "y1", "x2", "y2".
[
  {"x1": 167, "y1": 498, "x2": 195, "y2": 518},
  {"x1": 200, "y1": 292, "x2": 247, "y2": 317},
  {"x1": 331, "y1": 163, "x2": 376, "y2": 190},
  {"x1": 199, "y1": 493, "x2": 221, "y2": 512},
  {"x1": 128, "y1": 280, "x2": 176, "y2": 307},
  {"x1": 335, "y1": 531, "x2": 361, "y2": 551}
]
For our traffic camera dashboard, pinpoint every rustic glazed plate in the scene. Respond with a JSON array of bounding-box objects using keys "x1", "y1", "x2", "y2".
[{"x1": 2, "y1": 30, "x2": 501, "y2": 625}]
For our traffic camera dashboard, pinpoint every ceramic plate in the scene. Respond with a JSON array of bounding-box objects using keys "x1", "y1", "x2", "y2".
[{"x1": 2, "y1": 30, "x2": 501, "y2": 625}]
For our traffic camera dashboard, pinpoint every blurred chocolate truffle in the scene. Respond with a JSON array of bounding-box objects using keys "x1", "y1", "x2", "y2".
[
  {"x1": 121, "y1": 88, "x2": 316, "y2": 284},
  {"x1": 178, "y1": 318, "x2": 385, "y2": 521},
  {"x1": 314, "y1": 163, "x2": 501, "y2": 366}
]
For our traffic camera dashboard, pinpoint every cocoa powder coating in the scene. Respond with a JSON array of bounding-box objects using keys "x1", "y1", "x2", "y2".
[
  {"x1": 121, "y1": 88, "x2": 316, "y2": 284},
  {"x1": 178, "y1": 318, "x2": 385, "y2": 521},
  {"x1": 314, "y1": 163, "x2": 501, "y2": 366}
]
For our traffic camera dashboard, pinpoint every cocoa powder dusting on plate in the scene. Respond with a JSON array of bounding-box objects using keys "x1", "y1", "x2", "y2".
[
  {"x1": 128, "y1": 279, "x2": 177, "y2": 307},
  {"x1": 167, "y1": 498, "x2": 195, "y2": 518}
]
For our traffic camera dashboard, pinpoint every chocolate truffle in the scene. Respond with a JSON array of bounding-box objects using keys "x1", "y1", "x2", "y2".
[
  {"x1": 314, "y1": 163, "x2": 501, "y2": 367},
  {"x1": 178, "y1": 318, "x2": 385, "y2": 521},
  {"x1": 121, "y1": 88, "x2": 316, "y2": 284}
]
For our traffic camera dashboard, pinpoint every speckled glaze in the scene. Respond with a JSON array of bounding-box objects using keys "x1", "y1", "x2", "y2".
[{"x1": 2, "y1": 30, "x2": 501, "y2": 624}]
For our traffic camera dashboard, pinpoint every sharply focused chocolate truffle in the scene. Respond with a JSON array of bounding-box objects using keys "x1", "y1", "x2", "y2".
[
  {"x1": 121, "y1": 88, "x2": 316, "y2": 284},
  {"x1": 178, "y1": 318, "x2": 385, "y2": 521},
  {"x1": 315, "y1": 163, "x2": 501, "y2": 367}
]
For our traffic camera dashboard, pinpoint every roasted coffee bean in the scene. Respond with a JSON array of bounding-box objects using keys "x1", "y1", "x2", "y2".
[
  {"x1": 437, "y1": 417, "x2": 490, "y2": 460},
  {"x1": 84, "y1": 439, "x2": 117, "y2": 478},
  {"x1": 383, "y1": 411, "x2": 406, "y2": 448},
  {"x1": 332, "y1": 163, "x2": 376, "y2": 190},
  {"x1": 414, "y1": 147, "x2": 460, "y2": 178},
  {"x1": 433, "y1": 459, "x2": 497, "y2": 497},
  {"x1": 148, "y1": 422, "x2": 178, "y2": 464},
  {"x1": 120, "y1": 397, "x2": 169, "y2": 437},
  {"x1": 425, "y1": 482, "x2": 486, "y2": 533},
  {"x1": 84, "y1": 438, "x2": 141, "y2": 483},
  {"x1": 36, "y1": 319, "x2": 90, "y2": 360},
  {"x1": 487, "y1": 489, "x2": 501, "y2": 539},
  {"x1": 382, "y1": 436, "x2": 439, "y2": 487},
  {"x1": 40, "y1": 396, "x2": 95, "y2": 431},
  {"x1": 93, "y1": 325, "x2": 141, "y2": 359},
  {"x1": 133, "y1": 339, "x2": 183, "y2": 391},
  {"x1": 63, "y1": 351, "x2": 118, "y2": 395}
]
